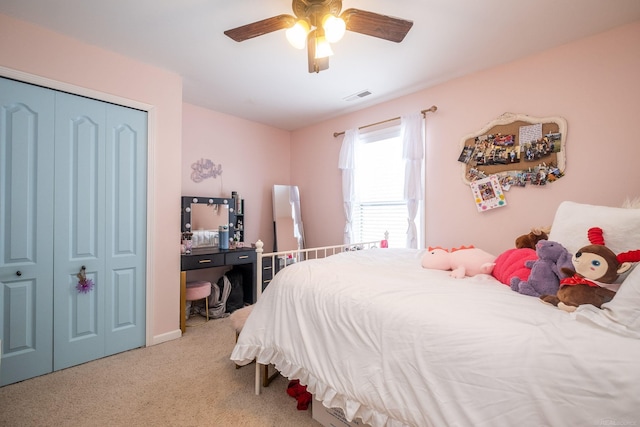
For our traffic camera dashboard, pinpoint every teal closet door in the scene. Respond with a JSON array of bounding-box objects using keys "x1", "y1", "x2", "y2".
[
  {"x1": 103, "y1": 103, "x2": 147, "y2": 356},
  {"x1": 0, "y1": 78, "x2": 56, "y2": 386},
  {"x1": 1, "y1": 78, "x2": 147, "y2": 384},
  {"x1": 53, "y1": 93, "x2": 108, "y2": 369},
  {"x1": 53, "y1": 94, "x2": 147, "y2": 370}
]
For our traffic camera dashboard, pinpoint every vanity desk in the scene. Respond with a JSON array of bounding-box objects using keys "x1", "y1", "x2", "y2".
[
  {"x1": 180, "y1": 247, "x2": 256, "y2": 333},
  {"x1": 180, "y1": 195, "x2": 253, "y2": 333}
]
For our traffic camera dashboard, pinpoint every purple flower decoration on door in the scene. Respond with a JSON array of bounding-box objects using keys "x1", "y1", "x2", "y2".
[{"x1": 76, "y1": 266, "x2": 95, "y2": 294}]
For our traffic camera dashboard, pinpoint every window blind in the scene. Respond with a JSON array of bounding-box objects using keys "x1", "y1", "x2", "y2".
[
  {"x1": 353, "y1": 129, "x2": 413, "y2": 248},
  {"x1": 352, "y1": 202, "x2": 407, "y2": 248}
]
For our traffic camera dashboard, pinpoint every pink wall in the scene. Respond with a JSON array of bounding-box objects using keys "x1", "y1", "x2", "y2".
[
  {"x1": 290, "y1": 21, "x2": 640, "y2": 256},
  {"x1": 0, "y1": 14, "x2": 183, "y2": 343},
  {"x1": 181, "y1": 103, "x2": 291, "y2": 252}
]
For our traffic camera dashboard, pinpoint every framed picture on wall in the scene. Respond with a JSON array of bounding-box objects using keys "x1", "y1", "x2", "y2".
[{"x1": 470, "y1": 175, "x2": 507, "y2": 212}]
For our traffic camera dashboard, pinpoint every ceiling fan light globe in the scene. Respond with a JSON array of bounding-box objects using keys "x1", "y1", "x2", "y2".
[
  {"x1": 286, "y1": 20, "x2": 310, "y2": 49},
  {"x1": 314, "y1": 36, "x2": 334, "y2": 59},
  {"x1": 323, "y1": 15, "x2": 346, "y2": 43}
]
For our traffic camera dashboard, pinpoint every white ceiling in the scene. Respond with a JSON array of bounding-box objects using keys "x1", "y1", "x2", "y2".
[{"x1": 2, "y1": 1, "x2": 640, "y2": 131}]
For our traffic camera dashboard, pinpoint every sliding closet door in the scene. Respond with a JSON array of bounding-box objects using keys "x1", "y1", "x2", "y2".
[
  {"x1": 0, "y1": 78, "x2": 56, "y2": 385},
  {"x1": 53, "y1": 94, "x2": 147, "y2": 370},
  {"x1": 1, "y1": 77, "x2": 147, "y2": 384},
  {"x1": 53, "y1": 93, "x2": 108, "y2": 369},
  {"x1": 103, "y1": 103, "x2": 147, "y2": 356}
]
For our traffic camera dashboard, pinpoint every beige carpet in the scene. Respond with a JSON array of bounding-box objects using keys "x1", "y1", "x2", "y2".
[{"x1": 0, "y1": 315, "x2": 322, "y2": 427}]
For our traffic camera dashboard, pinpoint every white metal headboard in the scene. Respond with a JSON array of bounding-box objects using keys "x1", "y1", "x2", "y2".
[{"x1": 254, "y1": 238, "x2": 383, "y2": 299}]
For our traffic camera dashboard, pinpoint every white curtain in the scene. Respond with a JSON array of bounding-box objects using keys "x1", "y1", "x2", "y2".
[
  {"x1": 401, "y1": 113, "x2": 424, "y2": 249},
  {"x1": 339, "y1": 128, "x2": 359, "y2": 244}
]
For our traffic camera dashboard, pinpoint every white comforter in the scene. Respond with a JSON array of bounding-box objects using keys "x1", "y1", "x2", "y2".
[{"x1": 231, "y1": 249, "x2": 640, "y2": 427}]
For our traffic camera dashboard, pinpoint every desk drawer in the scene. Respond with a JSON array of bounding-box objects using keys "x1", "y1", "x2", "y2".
[
  {"x1": 181, "y1": 253, "x2": 225, "y2": 270},
  {"x1": 225, "y1": 251, "x2": 256, "y2": 265}
]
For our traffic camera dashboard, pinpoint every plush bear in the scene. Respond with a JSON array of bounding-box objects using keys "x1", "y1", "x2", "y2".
[
  {"x1": 540, "y1": 227, "x2": 640, "y2": 312},
  {"x1": 422, "y1": 246, "x2": 496, "y2": 279},
  {"x1": 491, "y1": 247, "x2": 537, "y2": 287},
  {"x1": 510, "y1": 240, "x2": 573, "y2": 297},
  {"x1": 515, "y1": 227, "x2": 550, "y2": 250}
]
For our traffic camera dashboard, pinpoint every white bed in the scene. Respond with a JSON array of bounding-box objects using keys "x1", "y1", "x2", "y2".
[{"x1": 231, "y1": 202, "x2": 640, "y2": 427}]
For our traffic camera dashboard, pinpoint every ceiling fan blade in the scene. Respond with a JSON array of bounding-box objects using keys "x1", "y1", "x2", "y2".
[
  {"x1": 340, "y1": 8, "x2": 413, "y2": 43},
  {"x1": 224, "y1": 14, "x2": 296, "y2": 42}
]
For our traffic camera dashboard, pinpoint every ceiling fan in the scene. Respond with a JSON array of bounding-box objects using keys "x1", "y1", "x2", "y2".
[{"x1": 224, "y1": 0, "x2": 413, "y2": 73}]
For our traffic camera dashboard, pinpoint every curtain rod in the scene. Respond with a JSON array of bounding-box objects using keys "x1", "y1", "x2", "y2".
[{"x1": 333, "y1": 105, "x2": 437, "y2": 138}]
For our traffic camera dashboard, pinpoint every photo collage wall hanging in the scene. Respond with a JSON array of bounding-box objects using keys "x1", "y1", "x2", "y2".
[{"x1": 458, "y1": 113, "x2": 567, "y2": 212}]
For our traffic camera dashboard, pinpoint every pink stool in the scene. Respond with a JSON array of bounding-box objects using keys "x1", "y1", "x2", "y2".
[{"x1": 186, "y1": 280, "x2": 212, "y2": 323}]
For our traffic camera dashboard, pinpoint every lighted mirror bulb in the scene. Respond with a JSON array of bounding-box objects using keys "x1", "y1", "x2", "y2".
[
  {"x1": 185, "y1": 207, "x2": 191, "y2": 213},
  {"x1": 286, "y1": 20, "x2": 310, "y2": 49},
  {"x1": 323, "y1": 15, "x2": 346, "y2": 43},
  {"x1": 315, "y1": 35, "x2": 334, "y2": 59}
]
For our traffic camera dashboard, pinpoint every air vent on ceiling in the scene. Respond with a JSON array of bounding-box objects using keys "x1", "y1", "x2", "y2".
[{"x1": 343, "y1": 90, "x2": 372, "y2": 102}]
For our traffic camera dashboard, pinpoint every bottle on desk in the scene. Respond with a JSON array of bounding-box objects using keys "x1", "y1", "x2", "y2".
[{"x1": 219, "y1": 225, "x2": 229, "y2": 250}]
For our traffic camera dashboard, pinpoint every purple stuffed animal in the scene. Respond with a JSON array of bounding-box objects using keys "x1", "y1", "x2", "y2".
[{"x1": 510, "y1": 240, "x2": 573, "y2": 297}]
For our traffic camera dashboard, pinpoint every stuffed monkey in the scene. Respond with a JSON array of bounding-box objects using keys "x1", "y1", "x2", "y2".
[{"x1": 540, "y1": 227, "x2": 640, "y2": 312}]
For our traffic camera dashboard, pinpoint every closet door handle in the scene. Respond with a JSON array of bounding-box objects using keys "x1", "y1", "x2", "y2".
[{"x1": 16, "y1": 271, "x2": 22, "y2": 276}]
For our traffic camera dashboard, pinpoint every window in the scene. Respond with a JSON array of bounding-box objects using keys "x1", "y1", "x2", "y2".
[{"x1": 352, "y1": 126, "x2": 423, "y2": 248}]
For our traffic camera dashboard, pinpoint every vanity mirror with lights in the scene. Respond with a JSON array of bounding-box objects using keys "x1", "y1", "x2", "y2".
[
  {"x1": 181, "y1": 195, "x2": 246, "y2": 248},
  {"x1": 179, "y1": 194, "x2": 254, "y2": 333}
]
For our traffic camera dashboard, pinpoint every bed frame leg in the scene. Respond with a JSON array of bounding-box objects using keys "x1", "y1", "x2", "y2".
[
  {"x1": 255, "y1": 363, "x2": 262, "y2": 395},
  {"x1": 255, "y1": 362, "x2": 279, "y2": 394}
]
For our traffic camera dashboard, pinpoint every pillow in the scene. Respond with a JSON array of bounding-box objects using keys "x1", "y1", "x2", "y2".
[
  {"x1": 622, "y1": 196, "x2": 640, "y2": 208},
  {"x1": 548, "y1": 201, "x2": 640, "y2": 255},
  {"x1": 574, "y1": 264, "x2": 640, "y2": 337}
]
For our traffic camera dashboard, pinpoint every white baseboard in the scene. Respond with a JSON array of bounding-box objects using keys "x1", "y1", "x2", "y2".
[{"x1": 151, "y1": 329, "x2": 182, "y2": 345}]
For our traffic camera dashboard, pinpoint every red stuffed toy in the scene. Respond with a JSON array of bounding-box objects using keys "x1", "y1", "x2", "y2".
[
  {"x1": 287, "y1": 379, "x2": 312, "y2": 410},
  {"x1": 492, "y1": 227, "x2": 550, "y2": 286},
  {"x1": 492, "y1": 247, "x2": 537, "y2": 286}
]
